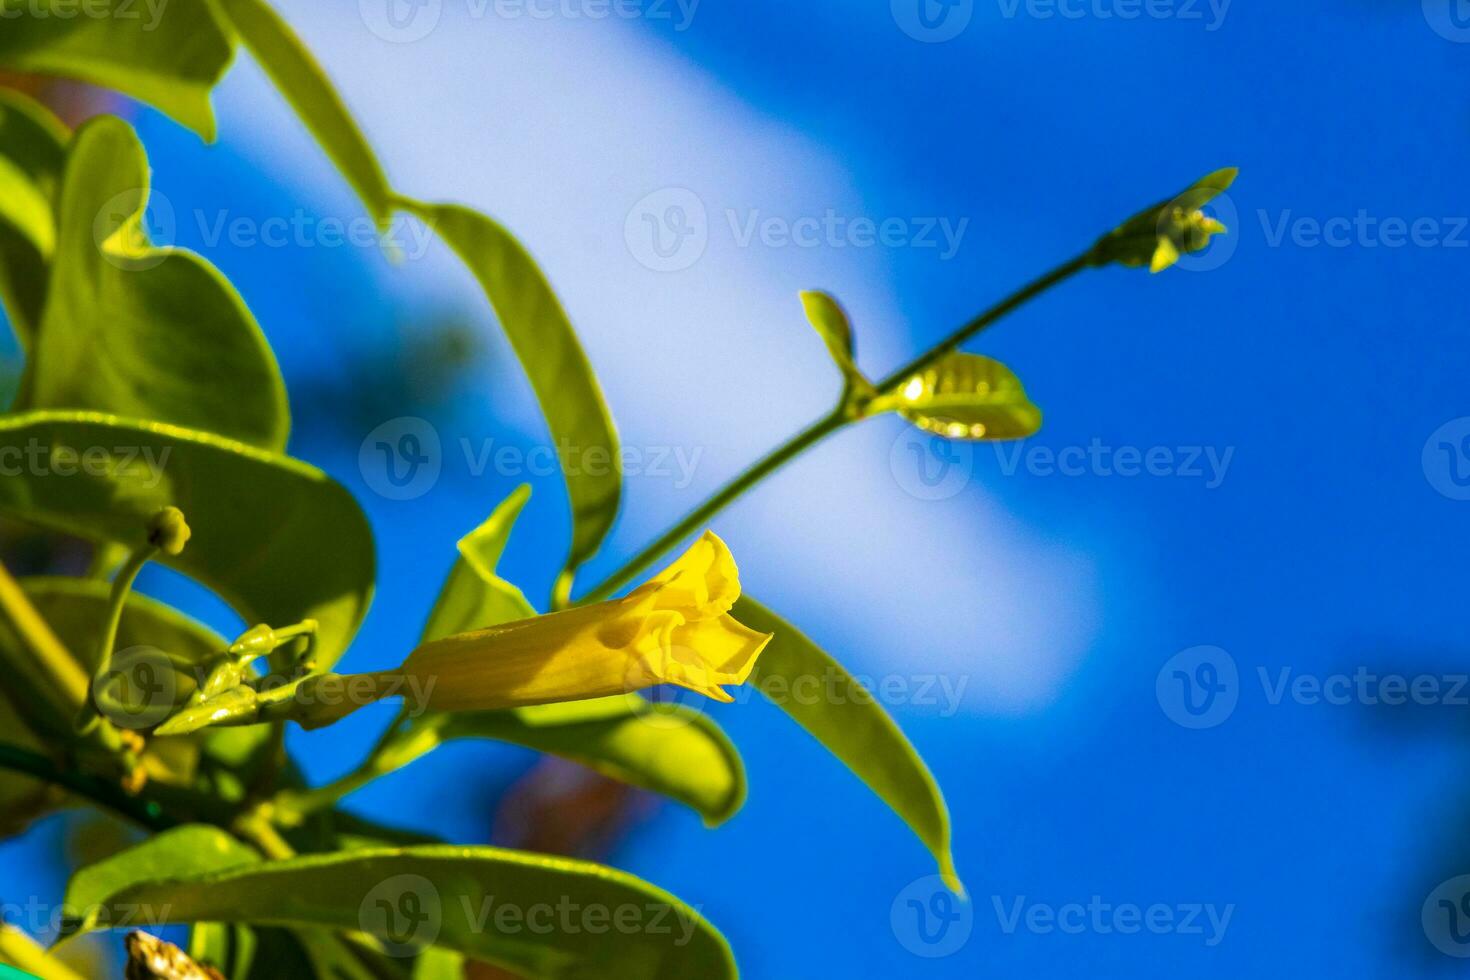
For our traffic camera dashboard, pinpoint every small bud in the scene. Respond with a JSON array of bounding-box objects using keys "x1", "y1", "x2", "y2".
[
  {"x1": 147, "y1": 507, "x2": 191, "y2": 556},
  {"x1": 1091, "y1": 167, "x2": 1236, "y2": 273},
  {"x1": 229, "y1": 624, "x2": 278, "y2": 659}
]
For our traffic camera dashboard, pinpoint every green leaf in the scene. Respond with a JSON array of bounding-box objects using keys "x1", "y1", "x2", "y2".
[
  {"x1": 399, "y1": 200, "x2": 621, "y2": 582},
  {"x1": 376, "y1": 698, "x2": 745, "y2": 826},
  {"x1": 189, "y1": 923, "x2": 257, "y2": 980},
  {"x1": 735, "y1": 597, "x2": 960, "y2": 891},
  {"x1": 421, "y1": 484, "x2": 534, "y2": 644},
  {"x1": 64, "y1": 825, "x2": 258, "y2": 934},
  {"x1": 415, "y1": 947, "x2": 466, "y2": 980},
  {"x1": 0, "y1": 89, "x2": 67, "y2": 342},
  {"x1": 0, "y1": 0, "x2": 234, "y2": 140},
  {"x1": 207, "y1": 0, "x2": 393, "y2": 225},
  {"x1": 0, "y1": 410, "x2": 375, "y2": 668},
  {"x1": 64, "y1": 826, "x2": 736, "y2": 979},
  {"x1": 0, "y1": 154, "x2": 53, "y2": 259},
  {"x1": 0, "y1": 87, "x2": 68, "y2": 190},
  {"x1": 868, "y1": 352, "x2": 1041, "y2": 441},
  {"x1": 22, "y1": 116, "x2": 290, "y2": 450},
  {"x1": 799, "y1": 290, "x2": 870, "y2": 394}
]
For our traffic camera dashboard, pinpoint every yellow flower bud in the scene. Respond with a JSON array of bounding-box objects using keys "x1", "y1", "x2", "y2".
[
  {"x1": 1091, "y1": 167, "x2": 1236, "y2": 273},
  {"x1": 147, "y1": 506, "x2": 191, "y2": 556}
]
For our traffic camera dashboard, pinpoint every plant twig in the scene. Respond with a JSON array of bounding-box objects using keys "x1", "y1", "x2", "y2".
[
  {"x1": 0, "y1": 742, "x2": 176, "y2": 832},
  {"x1": 574, "y1": 248, "x2": 1094, "y2": 604}
]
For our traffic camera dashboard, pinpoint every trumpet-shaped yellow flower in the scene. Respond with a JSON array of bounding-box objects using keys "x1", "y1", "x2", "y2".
[
  {"x1": 390, "y1": 531, "x2": 771, "y2": 711},
  {"x1": 199, "y1": 532, "x2": 777, "y2": 733}
]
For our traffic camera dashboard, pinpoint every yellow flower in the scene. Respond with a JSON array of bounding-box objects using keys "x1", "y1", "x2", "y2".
[
  {"x1": 391, "y1": 531, "x2": 772, "y2": 711},
  {"x1": 155, "y1": 532, "x2": 772, "y2": 735}
]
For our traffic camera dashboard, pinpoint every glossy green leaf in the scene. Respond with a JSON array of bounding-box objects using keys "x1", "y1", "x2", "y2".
[
  {"x1": 0, "y1": 155, "x2": 52, "y2": 258},
  {"x1": 64, "y1": 825, "x2": 258, "y2": 934},
  {"x1": 377, "y1": 697, "x2": 745, "y2": 825},
  {"x1": 799, "y1": 290, "x2": 869, "y2": 393},
  {"x1": 421, "y1": 484, "x2": 534, "y2": 644},
  {"x1": 189, "y1": 922, "x2": 257, "y2": 980},
  {"x1": 868, "y1": 352, "x2": 1041, "y2": 441},
  {"x1": 0, "y1": 0, "x2": 234, "y2": 140},
  {"x1": 0, "y1": 89, "x2": 67, "y2": 342},
  {"x1": 0, "y1": 410, "x2": 374, "y2": 668},
  {"x1": 64, "y1": 825, "x2": 736, "y2": 979},
  {"x1": 415, "y1": 947, "x2": 466, "y2": 980},
  {"x1": 735, "y1": 597, "x2": 960, "y2": 891},
  {"x1": 208, "y1": 0, "x2": 393, "y2": 225},
  {"x1": 24, "y1": 116, "x2": 289, "y2": 450},
  {"x1": 400, "y1": 200, "x2": 621, "y2": 579}
]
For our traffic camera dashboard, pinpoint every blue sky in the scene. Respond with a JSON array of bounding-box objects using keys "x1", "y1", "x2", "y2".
[{"x1": 7, "y1": 0, "x2": 1470, "y2": 976}]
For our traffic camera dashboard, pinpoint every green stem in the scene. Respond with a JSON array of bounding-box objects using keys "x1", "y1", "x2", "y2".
[
  {"x1": 0, "y1": 742, "x2": 175, "y2": 832},
  {"x1": 871, "y1": 251, "x2": 1092, "y2": 391},
  {"x1": 574, "y1": 249, "x2": 1094, "y2": 604},
  {"x1": 91, "y1": 546, "x2": 153, "y2": 686},
  {"x1": 576, "y1": 408, "x2": 848, "y2": 605},
  {"x1": 0, "y1": 923, "x2": 86, "y2": 980}
]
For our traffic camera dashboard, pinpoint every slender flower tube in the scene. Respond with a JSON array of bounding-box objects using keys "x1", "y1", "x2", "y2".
[{"x1": 158, "y1": 532, "x2": 773, "y2": 735}]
